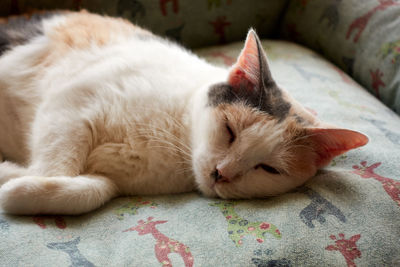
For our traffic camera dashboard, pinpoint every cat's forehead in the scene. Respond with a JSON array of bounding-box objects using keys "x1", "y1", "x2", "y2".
[
  {"x1": 214, "y1": 102, "x2": 303, "y2": 140},
  {"x1": 213, "y1": 103, "x2": 309, "y2": 174},
  {"x1": 207, "y1": 82, "x2": 292, "y2": 122},
  {"x1": 214, "y1": 102, "x2": 272, "y2": 128}
]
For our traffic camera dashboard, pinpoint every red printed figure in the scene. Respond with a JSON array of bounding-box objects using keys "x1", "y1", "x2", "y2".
[
  {"x1": 299, "y1": 0, "x2": 311, "y2": 8},
  {"x1": 326, "y1": 233, "x2": 361, "y2": 267},
  {"x1": 160, "y1": 0, "x2": 179, "y2": 16},
  {"x1": 353, "y1": 161, "x2": 400, "y2": 207},
  {"x1": 209, "y1": 16, "x2": 231, "y2": 44},
  {"x1": 209, "y1": 52, "x2": 235, "y2": 66},
  {"x1": 73, "y1": 0, "x2": 83, "y2": 10},
  {"x1": 33, "y1": 216, "x2": 67, "y2": 229},
  {"x1": 124, "y1": 217, "x2": 194, "y2": 267},
  {"x1": 369, "y1": 69, "x2": 385, "y2": 98},
  {"x1": 346, "y1": 0, "x2": 400, "y2": 43}
]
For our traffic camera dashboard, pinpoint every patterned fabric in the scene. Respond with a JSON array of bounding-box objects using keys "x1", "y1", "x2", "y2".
[
  {"x1": 3, "y1": 1, "x2": 400, "y2": 113},
  {"x1": 1, "y1": 40, "x2": 400, "y2": 266},
  {"x1": 0, "y1": 0, "x2": 288, "y2": 48},
  {"x1": 281, "y1": 0, "x2": 400, "y2": 114}
]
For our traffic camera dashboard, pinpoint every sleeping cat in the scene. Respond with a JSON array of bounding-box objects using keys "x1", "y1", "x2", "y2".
[{"x1": 0, "y1": 11, "x2": 368, "y2": 215}]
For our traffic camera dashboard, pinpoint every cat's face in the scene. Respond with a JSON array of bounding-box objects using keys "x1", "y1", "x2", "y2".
[
  {"x1": 192, "y1": 103, "x2": 318, "y2": 198},
  {"x1": 191, "y1": 30, "x2": 368, "y2": 199}
]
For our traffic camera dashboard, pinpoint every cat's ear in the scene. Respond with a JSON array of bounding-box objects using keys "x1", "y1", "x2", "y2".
[
  {"x1": 228, "y1": 29, "x2": 275, "y2": 92},
  {"x1": 306, "y1": 128, "x2": 368, "y2": 168}
]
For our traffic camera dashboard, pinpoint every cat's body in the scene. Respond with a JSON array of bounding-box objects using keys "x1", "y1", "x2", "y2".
[
  {"x1": 0, "y1": 11, "x2": 368, "y2": 215},
  {"x1": 0, "y1": 11, "x2": 205, "y2": 197}
]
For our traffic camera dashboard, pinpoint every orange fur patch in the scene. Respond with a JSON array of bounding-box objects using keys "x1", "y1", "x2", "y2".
[
  {"x1": 40, "y1": 11, "x2": 151, "y2": 66},
  {"x1": 281, "y1": 119, "x2": 317, "y2": 176},
  {"x1": 50, "y1": 11, "x2": 148, "y2": 49},
  {"x1": 216, "y1": 103, "x2": 317, "y2": 179},
  {"x1": 43, "y1": 179, "x2": 62, "y2": 192},
  {"x1": 216, "y1": 103, "x2": 274, "y2": 131}
]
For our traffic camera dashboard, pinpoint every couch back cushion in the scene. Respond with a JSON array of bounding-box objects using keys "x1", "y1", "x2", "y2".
[
  {"x1": 281, "y1": 0, "x2": 400, "y2": 114},
  {"x1": 0, "y1": 0, "x2": 289, "y2": 48}
]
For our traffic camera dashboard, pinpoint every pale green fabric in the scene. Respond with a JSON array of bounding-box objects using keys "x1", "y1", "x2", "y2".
[
  {"x1": 281, "y1": 0, "x2": 400, "y2": 114},
  {"x1": 1, "y1": 40, "x2": 400, "y2": 266}
]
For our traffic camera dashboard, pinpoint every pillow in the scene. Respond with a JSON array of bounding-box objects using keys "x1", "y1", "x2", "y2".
[
  {"x1": 281, "y1": 0, "x2": 400, "y2": 114},
  {"x1": 0, "y1": 0, "x2": 289, "y2": 48}
]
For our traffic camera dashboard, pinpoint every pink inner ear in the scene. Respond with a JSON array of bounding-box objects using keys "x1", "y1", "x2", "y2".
[
  {"x1": 228, "y1": 31, "x2": 260, "y2": 90},
  {"x1": 307, "y1": 128, "x2": 369, "y2": 167}
]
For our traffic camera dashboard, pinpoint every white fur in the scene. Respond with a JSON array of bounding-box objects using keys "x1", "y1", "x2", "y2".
[
  {"x1": 0, "y1": 14, "x2": 230, "y2": 214},
  {"x1": 0, "y1": 14, "x2": 320, "y2": 215}
]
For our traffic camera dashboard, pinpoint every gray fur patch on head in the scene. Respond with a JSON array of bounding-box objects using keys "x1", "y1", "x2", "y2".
[
  {"x1": 208, "y1": 30, "x2": 291, "y2": 121},
  {"x1": 262, "y1": 84, "x2": 291, "y2": 122},
  {"x1": 255, "y1": 32, "x2": 291, "y2": 121},
  {"x1": 0, "y1": 12, "x2": 58, "y2": 56},
  {"x1": 208, "y1": 83, "x2": 240, "y2": 107},
  {"x1": 207, "y1": 82, "x2": 291, "y2": 122}
]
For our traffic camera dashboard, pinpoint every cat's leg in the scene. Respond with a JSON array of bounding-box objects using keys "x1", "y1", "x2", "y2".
[
  {"x1": 0, "y1": 174, "x2": 117, "y2": 215},
  {"x1": 0, "y1": 109, "x2": 118, "y2": 215},
  {"x1": 0, "y1": 161, "x2": 28, "y2": 186}
]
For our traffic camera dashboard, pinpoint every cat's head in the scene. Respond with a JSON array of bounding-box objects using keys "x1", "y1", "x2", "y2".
[{"x1": 191, "y1": 30, "x2": 368, "y2": 199}]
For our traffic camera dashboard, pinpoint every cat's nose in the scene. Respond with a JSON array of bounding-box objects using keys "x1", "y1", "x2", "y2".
[{"x1": 212, "y1": 168, "x2": 230, "y2": 183}]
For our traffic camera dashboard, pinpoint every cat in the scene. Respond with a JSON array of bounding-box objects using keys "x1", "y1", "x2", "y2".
[{"x1": 0, "y1": 11, "x2": 368, "y2": 215}]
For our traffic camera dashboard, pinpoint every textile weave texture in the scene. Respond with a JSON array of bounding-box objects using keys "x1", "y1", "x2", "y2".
[
  {"x1": 282, "y1": 0, "x2": 400, "y2": 114},
  {"x1": 0, "y1": 0, "x2": 288, "y2": 48},
  {"x1": 1, "y1": 40, "x2": 400, "y2": 267}
]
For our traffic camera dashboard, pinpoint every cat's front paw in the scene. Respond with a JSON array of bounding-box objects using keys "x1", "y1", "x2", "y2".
[{"x1": 0, "y1": 177, "x2": 45, "y2": 215}]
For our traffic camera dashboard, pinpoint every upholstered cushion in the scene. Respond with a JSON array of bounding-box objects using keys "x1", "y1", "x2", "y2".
[
  {"x1": 1, "y1": 40, "x2": 400, "y2": 266},
  {"x1": 281, "y1": 0, "x2": 400, "y2": 114},
  {"x1": 0, "y1": 0, "x2": 288, "y2": 48}
]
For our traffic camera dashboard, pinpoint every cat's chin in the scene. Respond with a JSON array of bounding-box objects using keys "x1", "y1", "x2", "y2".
[
  {"x1": 194, "y1": 174, "x2": 240, "y2": 199},
  {"x1": 193, "y1": 175, "x2": 219, "y2": 198}
]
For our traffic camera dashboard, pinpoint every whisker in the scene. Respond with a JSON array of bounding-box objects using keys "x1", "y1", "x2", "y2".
[
  {"x1": 148, "y1": 145, "x2": 192, "y2": 159},
  {"x1": 125, "y1": 132, "x2": 192, "y2": 161},
  {"x1": 130, "y1": 124, "x2": 192, "y2": 152},
  {"x1": 135, "y1": 123, "x2": 192, "y2": 153}
]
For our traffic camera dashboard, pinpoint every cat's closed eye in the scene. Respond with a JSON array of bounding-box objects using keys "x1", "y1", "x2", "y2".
[
  {"x1": 226, "y1": 123, "x2": 235, "y2": 144},
  {"x1": 255, "y1": 164, "x2": 280, "y2": 175}
]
